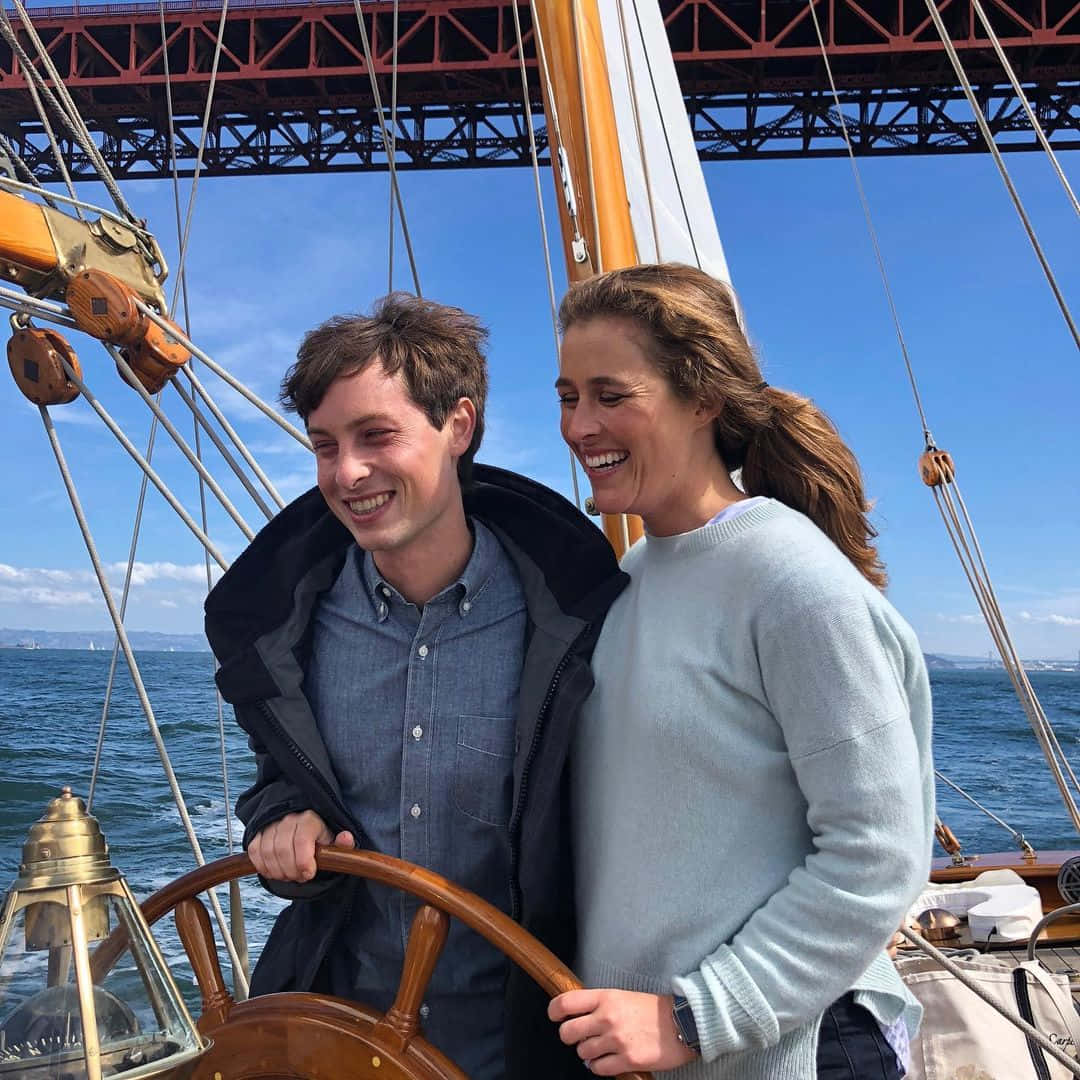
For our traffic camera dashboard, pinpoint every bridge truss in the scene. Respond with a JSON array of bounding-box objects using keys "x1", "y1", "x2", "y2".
[{"x1": 0, "y1": 0, "x2": 1077, "y2": 178}]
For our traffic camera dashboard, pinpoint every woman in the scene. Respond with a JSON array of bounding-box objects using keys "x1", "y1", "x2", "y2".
[{"x1": 548, "y1": 264, "x2": 932, "y2": 1079}]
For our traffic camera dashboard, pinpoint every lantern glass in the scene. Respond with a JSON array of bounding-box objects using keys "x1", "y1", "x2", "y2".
[{"x1": 1, "y1": 791, "x2": 206, "y2": 1080}]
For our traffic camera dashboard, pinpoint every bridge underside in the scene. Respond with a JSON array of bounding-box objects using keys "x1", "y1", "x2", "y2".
[{"x1": 0, "y1": 0, "x2": 1076, "y2": 178}]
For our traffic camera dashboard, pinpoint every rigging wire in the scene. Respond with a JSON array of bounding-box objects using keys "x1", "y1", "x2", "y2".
[
  {"x1": 56, "y1": 357, "x2": 231, "y2": 569},
  {"x1": 0, "y1": 7, "x2": 81, "y2": 210},
  {"x1": 0, "y1": 177, "x2": 157, "y2": 240},
  {"x1": 967, "y1": 0, "x2": 1078, "y2": 217},
  {"x1": 806, "y1": 0, "x2": 933, "y2": 445},
  {"x1": 112, "y1": 349, "x2": 257, "y2": 541},
  {"x1": 528, "y1": 0, "x2": 589, "y2": 263},
  {"x1": 182, "y1": 366, "x2": 287, "y2": 510},
  {"x1": 918, "y1": 0, "x2": 1078, "y2": 350},
  {"x1": 351, "y1": 0, "x2": 422, "y2": 296},
  {"x1": 37, "y1": 403, "x2": 249, "y2": 999},
  {"x1": 135, "y1": 301, "x2": 313, "y2": 449},
  {"x1": 87, "y1": 418, "x2": 162, "y2": 815},
  {"x1": 510, "y1": 0, "x2": 582, "y2": 510},
  {"x1": 171, "y1": 0, "x2": 231, "y2": 314},
  {"x1": 934, "y1": 768, "x2": 1032, "y2": 853},
  {"x1": 388, "y1": 0, "x2": 399, "y2": 293},
  {"x1": 807, "y1": 0, "x2": 1080, "y2": 835},
  {"x1": 6, "y1": 0, "x2": 141, "y2": 229},
  {"x1": 570, "y1": 0, "x2": 603, "y2": 269}
]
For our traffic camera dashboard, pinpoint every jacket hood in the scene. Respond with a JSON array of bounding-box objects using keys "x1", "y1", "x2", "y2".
[{"x1": 205, "y1": 463, "x2": 626, "y2": 668}]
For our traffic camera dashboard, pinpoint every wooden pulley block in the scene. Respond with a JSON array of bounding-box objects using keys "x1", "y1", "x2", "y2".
[
  {"x1": 919, "y1": 448, "x2": 955, "y2": 487},
  {"x1": 7, "y1": 327, "x2": 81, "y2": 405},
  {"x1": 66, "y1": 267, "x2": 146, "y2": 346},
  {"x1": 122, "y1": 317, "x2": 189, "y2": 392},
  {"x1": 115, "y1": 351, "x2": 169, "y2": 395}
]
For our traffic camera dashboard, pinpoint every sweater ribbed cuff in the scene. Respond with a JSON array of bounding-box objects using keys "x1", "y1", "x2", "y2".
[{"x1": 671, "y1": 945, "x2": 779, "y2": 1061}]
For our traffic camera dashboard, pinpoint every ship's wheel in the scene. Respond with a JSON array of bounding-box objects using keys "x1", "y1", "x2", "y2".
[{"x1": 133, "y1": 846, "x2": 650, "y2": 1080}]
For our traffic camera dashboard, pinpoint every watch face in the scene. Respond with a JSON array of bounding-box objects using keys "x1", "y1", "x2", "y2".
[{"x1": 673, "y1": 997, "x2": 700, "y2": 1051}]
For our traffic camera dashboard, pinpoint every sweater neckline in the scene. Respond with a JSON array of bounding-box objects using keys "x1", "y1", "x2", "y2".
[{"x1": 641, "y1": 499, "x2": 787, "y2": 558}]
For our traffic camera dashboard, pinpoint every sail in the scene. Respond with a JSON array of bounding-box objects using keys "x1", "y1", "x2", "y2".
[{"x1": 596, "y1": 0, "x2": 733, "y2": 286}]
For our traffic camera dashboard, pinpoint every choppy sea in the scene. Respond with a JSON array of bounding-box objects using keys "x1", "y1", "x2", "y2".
[{"x1": 0, "y1": 650, "x2": 1077, "y2": 1008}]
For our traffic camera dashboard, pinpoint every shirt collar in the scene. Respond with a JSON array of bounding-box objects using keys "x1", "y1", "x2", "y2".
[{"x1": 359, "y1": 518, "x2": 498, "y2": 621}]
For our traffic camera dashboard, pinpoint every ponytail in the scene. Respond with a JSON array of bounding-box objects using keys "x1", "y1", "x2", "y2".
[{"x1": 559, "y1": 263, "x2": 887, "y2": 588}]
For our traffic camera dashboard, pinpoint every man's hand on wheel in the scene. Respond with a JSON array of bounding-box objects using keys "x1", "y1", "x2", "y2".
[{"x1": 248, "y1": 810, "x2": 354, "y2": 882}]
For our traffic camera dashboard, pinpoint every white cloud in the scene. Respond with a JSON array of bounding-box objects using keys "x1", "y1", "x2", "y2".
[
  {"x1": 0, "y1": 584, "x2": 96, "y2": 607},
  {"x1": 1019, "y1": 611, "x2": 1080, "y2": 627},
  {"x1": 935, "y1": 613, "x2": 987, "y2": 624}
]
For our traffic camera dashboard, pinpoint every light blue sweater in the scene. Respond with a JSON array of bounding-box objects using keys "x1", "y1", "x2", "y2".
[{"x1": 572, "y1": 500, "x2": 934, "y2": 1079}]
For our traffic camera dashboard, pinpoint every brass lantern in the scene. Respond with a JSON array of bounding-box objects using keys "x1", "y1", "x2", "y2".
[{"x1": 0, "y1": 789, "x2": 207, "y2": 1079}]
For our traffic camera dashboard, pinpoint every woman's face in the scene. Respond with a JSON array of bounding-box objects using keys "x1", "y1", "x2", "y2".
[{"x1": 557, "y1": 316, "x2": 717, "y2": 536}]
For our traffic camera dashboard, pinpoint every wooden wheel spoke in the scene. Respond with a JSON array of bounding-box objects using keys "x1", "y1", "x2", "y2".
[
  {"x1": 174, "y1": 896, "x2": 234, "y2": 1029},
  {"x1": 372, "y1": 904, "x2": 450, "y2": 1052}
]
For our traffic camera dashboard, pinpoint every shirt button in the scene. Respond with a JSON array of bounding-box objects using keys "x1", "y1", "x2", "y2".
[
  {"x1": 461, "y1": 600, "x2": 471, "y2": 613},
  {"x1": 411, "y1": 725, "x2": 423, "y2": 740},
  {"x1": 410, "y1": 803, "x2": 422, "y2": 818},
  {"x1": 419, "y1": 1004, "x2": 430, "y2": 1020},
  {"x1": 380, "y1": 585, "x2": 391, "y2": 597},
  {"x1": 417, "y1": 644, "x2": 429, "y2": 658},
  {"x1": 377, "y1": 603, "x2": 387, "y2": 617}
]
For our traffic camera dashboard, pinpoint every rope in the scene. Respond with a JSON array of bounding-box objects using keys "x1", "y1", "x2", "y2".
[
  {"x1": 510, "y1": 0, "x2": 583, "y2": 510},
  {"x1": 806, "y1": 0, "x2": 934, "y2": 445},
  {"x1": 918, "y1": 0, "x2": 1078, "y2": 350},
  {"x1": 897, "y1": 926, "x2": 1080, "y2": 1077},
  {"x1": 0, "y1": 286, "x2": 78, "y2": 329},
  {"x1": 968, "y1": 0, "x2": 1078, "y2": 217},
  {"x1": 934, "y1": 769, "x2": 1034, "y2": 855},
  {"x1": 37, "y1": 404, "x2": 249, "y2": 998},
  {"x1": 351, "y1": 0, "x2": 421, "y2": 296}
]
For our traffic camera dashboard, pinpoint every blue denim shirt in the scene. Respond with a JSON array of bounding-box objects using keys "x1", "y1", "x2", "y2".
[{"x1": 305, "y1": 519, "x2": 526, "y2": 1078}]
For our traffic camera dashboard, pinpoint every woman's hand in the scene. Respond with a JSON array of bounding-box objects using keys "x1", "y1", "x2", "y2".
[{"x1": 548, "y1": 989, "x2": 698, "y2": 1074}]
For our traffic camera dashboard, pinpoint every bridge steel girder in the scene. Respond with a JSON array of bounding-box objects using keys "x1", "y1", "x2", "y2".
[{"x1": 0, "y1": 0, "x2": 1076, "y2": 176}]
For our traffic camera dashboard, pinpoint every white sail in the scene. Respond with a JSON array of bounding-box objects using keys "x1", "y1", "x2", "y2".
[{"x1": 596, "y1": 0, "x2": 733, "y2": 286}]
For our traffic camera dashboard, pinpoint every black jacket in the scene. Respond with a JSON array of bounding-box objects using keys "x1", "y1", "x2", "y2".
[{"x1": 205, "y1": 464, "x2": 627, "y2": 1079}]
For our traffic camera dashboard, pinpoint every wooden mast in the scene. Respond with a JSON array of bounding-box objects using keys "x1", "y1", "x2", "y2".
[{"x1": 533, "y1": 0, "x2": 644, "y2": 558}]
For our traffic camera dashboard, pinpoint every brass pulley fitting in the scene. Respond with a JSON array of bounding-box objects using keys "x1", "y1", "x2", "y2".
[
  {"x1": 67, "y1": 268, "x2": 188, "y2": 393},
  {"x1": 919, "y1": 448, "x2": 955, "y2": 488},
  {"x1": 7, "y1": 326, "x2": 82, "y2": 406}
]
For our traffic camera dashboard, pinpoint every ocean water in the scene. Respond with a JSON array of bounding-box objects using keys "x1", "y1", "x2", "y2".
[{"x1": 0, "y1": 650, "x2": 1077, "y2": 1005}]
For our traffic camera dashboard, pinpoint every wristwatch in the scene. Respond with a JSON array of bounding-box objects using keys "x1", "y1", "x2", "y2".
[{"x1": 671, "y1": 995, "x2": 701, "y2": 1054}]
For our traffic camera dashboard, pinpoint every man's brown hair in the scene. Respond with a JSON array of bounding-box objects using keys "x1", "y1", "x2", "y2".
[{"x1": 282, "y1": 293, "x2": 488, "y2": 483}]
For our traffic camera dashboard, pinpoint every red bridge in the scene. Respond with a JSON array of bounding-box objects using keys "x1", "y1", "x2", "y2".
[{"x1": 0, "y1": 0, "x2": 1077, "y2": 177}]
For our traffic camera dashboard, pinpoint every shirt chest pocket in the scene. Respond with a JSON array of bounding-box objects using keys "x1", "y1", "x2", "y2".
[{"x1": 453, "y1": 714, "x2": 516, "y2": 827}]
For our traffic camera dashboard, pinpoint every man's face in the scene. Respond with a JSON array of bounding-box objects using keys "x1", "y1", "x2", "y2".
[{"x1": 307, "y1": 364, "x2": 472, "y2": 559}]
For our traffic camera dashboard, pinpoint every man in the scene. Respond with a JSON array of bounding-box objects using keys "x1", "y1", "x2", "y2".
[{"x1": 205, "y1": 294, "x2": 626, "y2": 1078}]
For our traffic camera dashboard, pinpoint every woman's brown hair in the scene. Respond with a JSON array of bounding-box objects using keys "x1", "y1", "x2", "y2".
[{"x1": 558, "y1": 263, "x2": 886, "y2": 588}]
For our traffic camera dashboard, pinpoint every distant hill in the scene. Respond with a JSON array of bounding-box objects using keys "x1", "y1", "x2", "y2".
[
  {"x1": 923, "y1": 653, "x2": 958, "y2": 670},
  {"x1": 0, "y1": 628, "x2": 209, "y2": 652}
]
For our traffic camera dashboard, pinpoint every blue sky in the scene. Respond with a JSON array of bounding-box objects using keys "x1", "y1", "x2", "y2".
[{"x1": 1, "y1": 148, "x2": 1076, "y2": 657}]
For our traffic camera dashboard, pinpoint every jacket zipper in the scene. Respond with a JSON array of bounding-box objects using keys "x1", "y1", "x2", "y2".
[
  {"x1": 508, "y1": 628, "x2": 586, "y2": 922},
  {"x1": 255, "y1": 699, "x2": 361, "y2": 842}
]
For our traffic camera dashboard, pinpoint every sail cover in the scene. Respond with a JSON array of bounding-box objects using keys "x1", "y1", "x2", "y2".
[{"x1": 597, "y1": 0, "x2": 733, "y2": 288}]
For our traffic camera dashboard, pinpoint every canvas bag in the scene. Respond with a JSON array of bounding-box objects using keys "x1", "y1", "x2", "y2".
[{"x1": 898, "y1": 952, "x2": 1080, "y2": 1080}]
